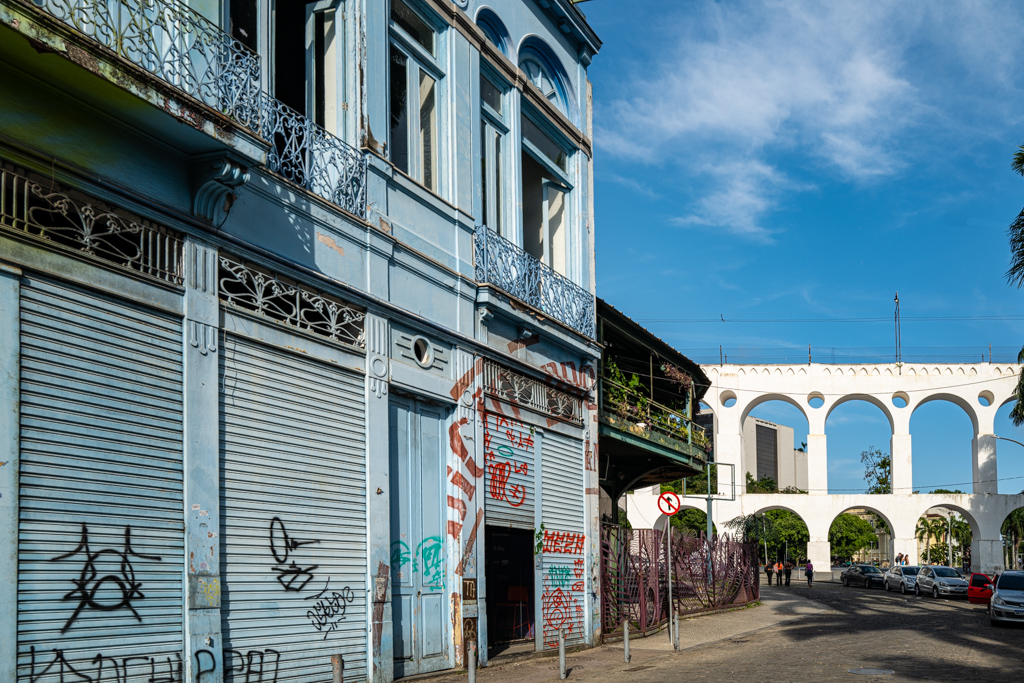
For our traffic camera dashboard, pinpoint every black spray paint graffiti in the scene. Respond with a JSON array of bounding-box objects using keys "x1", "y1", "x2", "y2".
[
  {"x1": 25, "y1": 646, "x2": 181, "y2": 683},
  {"x1": 269, "y1": 517, "x2": 319, "y2": 591},
  {"x1": 49, "y1": 523, "x2": 162, "y2": 633},
  {"x1": 195, "y1": 647, "x2": 282, "y2": 683},
  {"x1": 305, "y1": 578, "x2": 356, "y2": 640}
]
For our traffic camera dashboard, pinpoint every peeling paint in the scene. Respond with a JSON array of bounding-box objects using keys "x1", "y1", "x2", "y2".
[{"x1": 316, "y1": 231, "x2": 346, "y2": 256}]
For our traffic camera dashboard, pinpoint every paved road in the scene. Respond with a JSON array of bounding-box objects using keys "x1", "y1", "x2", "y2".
[{"x1": 439, "y1": 579, "x2": 1024, "y2": 682}]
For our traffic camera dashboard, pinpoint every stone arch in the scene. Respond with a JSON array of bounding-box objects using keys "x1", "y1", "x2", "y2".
[
  {"x1": 739, "y1": 392, "x2": 811, "y2": 427},
  {"x1": 825, "y1": 393, "x2": 895, "y2": 432},
  {"x1": 911, "y1": 393, "x2": 979, "y2": 434},
  {"x1": 829, "y1": 504, "x2": 898, "y2": 565},
  {"x1": 914, "y1": 499, "x2": 981, "y2": 538}
]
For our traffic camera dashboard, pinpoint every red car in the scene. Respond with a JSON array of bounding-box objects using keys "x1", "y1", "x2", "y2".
[{"x1": 968, "y1": 572, "x2": 994, "y2": 604}]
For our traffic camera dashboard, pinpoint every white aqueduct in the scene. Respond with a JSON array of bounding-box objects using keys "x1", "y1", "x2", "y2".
[{"x1": 629, "y1": 362, "x2": 1024, "y2": 575}]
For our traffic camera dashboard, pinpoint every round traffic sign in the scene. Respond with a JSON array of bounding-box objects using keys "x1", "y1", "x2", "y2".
[{"x1": 658, "y1": 491, "x2": 682, "y2": 516}]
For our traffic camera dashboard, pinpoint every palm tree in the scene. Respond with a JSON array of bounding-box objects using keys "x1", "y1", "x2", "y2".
[
  {"x1": 1002, "y1": 508, "x2": 1024, "y2": 569},
  {"x1": 915, "y1": 517, "x2": 945, "y2": 564},
  {"x1": 1007, "y1": 146, "x2": 1024, "y2": 423},
  {"x1": 950, "y1": 516, "x2": 972, "y2": 567}
]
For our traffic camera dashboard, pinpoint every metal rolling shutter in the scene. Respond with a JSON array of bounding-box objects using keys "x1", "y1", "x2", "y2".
[
  {"x1": 17, "y1": 276, "x2": 185, "y2": 681},
  {"x1": 220, "y1": 334, "x2": 366, "y2": 683},
  {"x1": 540, "y1": 432, "x2": 586, "y2": 648},
  {"x1": 483, "y1": 411, "x2": 535, "y2": 529}
]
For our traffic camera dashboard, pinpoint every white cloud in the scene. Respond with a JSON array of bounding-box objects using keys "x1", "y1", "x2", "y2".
[{"x1": 595, "y1": 0, "x2": 1024, "y2": 240}]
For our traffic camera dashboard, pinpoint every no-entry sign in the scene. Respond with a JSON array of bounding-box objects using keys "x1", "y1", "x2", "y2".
[{"x1": 657, "y1": 491, "x2": 682, "y2": 516}]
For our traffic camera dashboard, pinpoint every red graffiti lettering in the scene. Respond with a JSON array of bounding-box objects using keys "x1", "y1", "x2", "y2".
[
  {"x1": 571, "y1": 581, "x2": 584, "y2": 592},
  {"x1": 455, "y1": 509, "x2": 484, "y2": 576},
  {"x1": 542, "y1": 530, "x2": 585, "y2": 555},
  {"x1": 487, "y1": 460, "x2": 527, "y2": 507},
  {"x1": 573, "y1": 558, "x2": 584, "y2": 579},
  {"x1": 450, "y1": 471, "x2": 476, "y2": 500},
  {"x1": 447, "y1": 520, "x2": 462, "y2": 539}
]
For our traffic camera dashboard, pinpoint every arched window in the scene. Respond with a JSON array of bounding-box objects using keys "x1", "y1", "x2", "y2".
[
  {"x1": 476, "y1": 8, "x2": 510, "y2": 57},
  {"x1": 518, "y1": 40, "x2": 571, "y2": 118}
]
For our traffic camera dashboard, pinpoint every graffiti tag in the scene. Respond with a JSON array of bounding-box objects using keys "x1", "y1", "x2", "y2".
[
  {"x1": 25, "y1": 646, "x2": 181, "y2": 683},
  {"x1": 542, "y1": 530, "x2": 585, "y2": 555},
  {"x1": 306, "y1": 579, "x2": 357, "y2": 640},
  {"x1": 269, "y1": 517, "x2": 319, "y2": 592},
  {"x1": 50, "y1": 523, "x2": 162, "y2": 633}
]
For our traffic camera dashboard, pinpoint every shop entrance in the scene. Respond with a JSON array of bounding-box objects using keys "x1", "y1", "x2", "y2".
[{"x1": 485, "y1": 526, "x2": 535, "y2": 656}]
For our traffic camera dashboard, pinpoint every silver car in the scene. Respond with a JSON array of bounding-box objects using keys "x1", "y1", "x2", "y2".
[
  {"x1": 990, "y1": 570, "x2": 1024, "y2": 626},
  {"x1": 884, "y1": 565, "x2": 920, "y2": 594},
  {"x1": 915, "y1": 565, "x2": 968, "y2": 598}
]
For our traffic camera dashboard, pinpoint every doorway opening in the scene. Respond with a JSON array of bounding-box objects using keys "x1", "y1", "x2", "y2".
[{"x1": 485, "y1": 526, "x2": 535, "y2": 657}]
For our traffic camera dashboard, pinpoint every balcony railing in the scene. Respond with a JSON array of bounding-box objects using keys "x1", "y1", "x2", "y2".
[
  {"x1": 474, "y1": 226, "x2": 595, "y2": 338},
  {"x1": 25, "y1": 1, "x2": 368, "y2": 219},
  {"x1": 259, "y1": 95, "x2": 367, "y2": 219},
  {"x1": 483, "y1": 359, "x2": 583, "y2": 426},
  {"x1": 27, "y1": 0, "x2": 261, "y2": 131},
  {"x1": 602, "y1": 375, "x2": 709, "y2": 456}
]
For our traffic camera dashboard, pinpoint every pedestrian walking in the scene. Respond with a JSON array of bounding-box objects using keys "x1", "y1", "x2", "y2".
[
  {"x1": 766, "y1": 562, "x2": 774, "y2": 586},
  {"x1": 805, "y1": 560, "x2": 814, "y2": 587},
  {"x1": 784, "y1": 561, "x2": 793, "y2": 587},
  {"x1": 775, "y1": 561, "x2": 784, "y2": 585}
]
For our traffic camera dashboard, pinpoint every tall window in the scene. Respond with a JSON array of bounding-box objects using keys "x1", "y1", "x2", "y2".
[
  {"x1": 521, "y1": 113, "x2": 571, "y2": 276},
  {"x1": 480, "y1": 73, "x2": 507, "y2": 234},
  {"x1": 389, "y1": 0, "x2": 442, "y2": 192},
  {"x1": 306, "y1": 1, "x2": 346, "y2": 137}
]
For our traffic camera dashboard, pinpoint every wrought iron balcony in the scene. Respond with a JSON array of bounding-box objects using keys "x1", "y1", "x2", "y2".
[
  {"x1": 258, "y1": 95, "x2": 367, "y2": 219},
  {"x1": 474, "y1": 225, "x2": 595, "y2": 338},
  {"x1": 27, "y1": 0, "x2": 261, "y2": 131}
]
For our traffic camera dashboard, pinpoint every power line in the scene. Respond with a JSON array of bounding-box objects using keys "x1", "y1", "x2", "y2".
[{"x1": 635, "y1": 315, "x2": 1024, "y2": 324}]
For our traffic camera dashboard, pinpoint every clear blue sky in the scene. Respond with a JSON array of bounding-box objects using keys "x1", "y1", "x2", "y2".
[{"x1": 582, "y1": 1, "x2": 1024, "y2": 498}]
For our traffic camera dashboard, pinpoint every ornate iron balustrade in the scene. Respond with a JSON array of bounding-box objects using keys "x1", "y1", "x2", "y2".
[
  {"x1": 0, "y1": 162, "x2": 184, "y2": 284},
  {"x1": 602, "y1": 375, "x2": 709, "y2": 453},
  {"x1": 257, "y1": 94, "x2": 367, "y2": 219},
  {"x1": 483, "y1": 359, "x2": 583, "y2": 426},
  {"x1": 218, "y1": 253, "x2": 365, "y2": 347},
  {"x1": 474, "y1": 226, "x2": 595, "y2": 338},
  {"x1": 27, "y1": 0, "x2": 261, "y2": 130}
]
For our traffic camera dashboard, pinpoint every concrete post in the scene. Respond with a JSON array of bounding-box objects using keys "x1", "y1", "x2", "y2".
[
  {"x1": 806, "y1": 433, "x2": 828, "y2": 495},
  {"x1": 0, "y1": 263, "x2": 20, "y2": 683},
  {"x1": 807, "y1": 540, "x2": 831, "y2": 581},
  {"x1": 890, "y1": 432, "x2": 912, "y2": 495},
  {"x1": 181, "y1": 241, "x2": 224, "y2": 680},
  {"x1": 973, "y1": 434, "x2": 998, "y2": 495}
]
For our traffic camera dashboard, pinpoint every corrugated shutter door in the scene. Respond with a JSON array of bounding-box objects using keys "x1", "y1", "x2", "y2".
[
  {"x1": 18, "y1": 276, "x2": 185, "y2": 681},
  {"x1": 483, "y1": 412, "x2": 535, "y2": 529},
  {"x1": 220, "y1": 334, "x2": 367, "y2": 683},
  {"x1": 540, "y1": 432, "x2": 586, "y2": 649}
]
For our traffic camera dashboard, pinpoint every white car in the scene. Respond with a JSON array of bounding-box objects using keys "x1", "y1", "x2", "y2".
[
  {"x1": 990, "y1": 571, "x2": 1024, "y2": 627},
  {"x1": 883, "y1": 565, "x2": 919, "y2": 594}
]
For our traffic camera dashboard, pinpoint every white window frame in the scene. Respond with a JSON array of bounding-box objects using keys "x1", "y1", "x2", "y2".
[
  {"x1": 480, "y1": 67, "x2": 510, "y2": 236},
  {"x1": 388, "y1": 0, "x2": 447, "y2": 195},
  {"x1": 305, "y1": 0, "x2": 349, "y2": 140},
  {"x1": 520, "y1": 107, "x2": 576, "y2": 281}
]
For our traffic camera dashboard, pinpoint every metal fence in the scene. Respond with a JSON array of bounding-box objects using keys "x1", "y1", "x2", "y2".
[
  {"x1": 689, "y1": 346, "x2": 1021, "y2": 366},
  {"x1": 600, "y1": 525, "x2": 759, "y2": 636}
]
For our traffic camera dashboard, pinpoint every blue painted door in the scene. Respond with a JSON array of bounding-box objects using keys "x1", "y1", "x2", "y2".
[{"x1": 390, "y1": 397, "x2": 449, "y2": 677}]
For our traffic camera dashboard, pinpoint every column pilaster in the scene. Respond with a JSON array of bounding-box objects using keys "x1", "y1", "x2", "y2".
[
  {"x1": 182, "y1": 240, "x2": 224, "y2": 681},
  {"x1": 0, "y1": 262, "x2": 21, "y2": 683}
]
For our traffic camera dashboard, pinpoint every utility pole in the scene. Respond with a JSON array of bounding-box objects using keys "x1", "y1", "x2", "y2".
[{"x1": 894, "y1": 293, "x2": 902, "y2": 373}]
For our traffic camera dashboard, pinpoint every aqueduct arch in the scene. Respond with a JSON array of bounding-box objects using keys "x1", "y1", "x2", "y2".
[{"x1": 629, "y1": 363, "x2": 1024, "y2": 574}]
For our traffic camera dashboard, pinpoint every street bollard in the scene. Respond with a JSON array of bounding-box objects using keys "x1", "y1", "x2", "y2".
[
  {"x1": 331, "y1": 654, "x2": 344, "y2": 683},
  {"x1": 672, "y1": 614, "x2": 679, "y2": 651},
  {"x1": 468, "y1": 641, "x2": 477, "y2": 683},
  {"x1": 623, "y1": 620, "x2": 631, "y2": 663},
  {"x1": 558, "y1": 627, "x2": 566, "y2": 680}
]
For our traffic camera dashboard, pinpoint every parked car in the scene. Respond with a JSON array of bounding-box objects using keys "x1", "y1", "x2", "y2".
[
  {"x1": 915, "y1": 566, "x2": 968, "y2": 598},
  {"x1": 990, "y1": 570, "x2": 1024, "y2": 626},
  {"x1": 884, "y1": 565, "x2": 920, "y2": 594},
  {"x1": 841, "y1": 564, "x2": 886, "y2": 589},
  {"x1": 968, "y1": 572, "x2": 994, "y2": 605}
]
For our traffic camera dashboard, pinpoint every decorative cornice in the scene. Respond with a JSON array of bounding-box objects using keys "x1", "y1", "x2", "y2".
[{"x1": 190, "y1": 153, "x2": 250, "y2": 224}]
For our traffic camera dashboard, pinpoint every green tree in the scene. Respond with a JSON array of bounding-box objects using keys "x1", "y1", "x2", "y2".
[
  {"x1": 916, "y1": 517, "x2": 945, "y2": 563},
  {"x1": 765, "y1": 510, "x2": 810, "y2": 560},
  {"x1": 861, "y1": 447, "x2": 891, "y2": 494},
  {"x1": 1006, "y1": 145, "x2": 1024, "y2": 424},
  {"x1": 1002, "y1": 507, "x2": 1024, "y2": 569},
  {"x1": 828, "y1": 513, "x2": 878, "y2": 561},
  {"x1": 726, "y1": 513, "x2": 778, "y2": 563},
  {"x1": 670, "y1": 508, "x2": 716, "y2": 537}
]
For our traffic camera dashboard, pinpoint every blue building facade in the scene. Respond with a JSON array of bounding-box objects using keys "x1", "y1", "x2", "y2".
[{"x1": 0, "y1": 0, "x2": 601, "y2": 680}]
